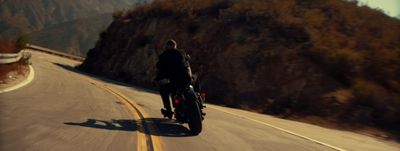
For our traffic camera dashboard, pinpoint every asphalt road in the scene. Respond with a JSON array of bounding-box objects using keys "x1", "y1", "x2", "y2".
[{"x1": 1, "y1": 50, "x2": 399, "y2": 151}]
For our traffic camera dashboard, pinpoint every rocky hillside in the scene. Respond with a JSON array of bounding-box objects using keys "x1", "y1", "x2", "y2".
[
  {"x1": 79, "y1": 0, "x2": 400, "y2": 130},
  {"x1": 0, "y1": 0, "x2": 149, "y2": 55}
]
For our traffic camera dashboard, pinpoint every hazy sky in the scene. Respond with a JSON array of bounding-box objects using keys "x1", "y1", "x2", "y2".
[{"x1": 357, "y1": 0, "x2": 400, "y2": 17}]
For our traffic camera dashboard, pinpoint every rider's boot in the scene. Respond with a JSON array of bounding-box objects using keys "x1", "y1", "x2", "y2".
[{"x1": 161, "y1": 108, "x2": 173, "y2": 119}]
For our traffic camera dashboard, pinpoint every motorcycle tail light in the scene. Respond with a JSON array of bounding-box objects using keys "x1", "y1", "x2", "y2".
[
  {"x1": 200, "y1": 93, "x2": 206, "y2": 98},
  {"x1": 174, "y1": 99, "x2": 180, "y2": 104}
]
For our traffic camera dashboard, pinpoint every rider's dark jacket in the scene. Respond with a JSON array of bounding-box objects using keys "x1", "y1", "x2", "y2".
[{"x1": 156, "y1": 48, "x2": 191, "y2": 88}]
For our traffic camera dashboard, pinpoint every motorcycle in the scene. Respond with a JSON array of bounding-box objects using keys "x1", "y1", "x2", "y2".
[{"x1": 160, "y1": 79, "x2": 206, "y2": 135}]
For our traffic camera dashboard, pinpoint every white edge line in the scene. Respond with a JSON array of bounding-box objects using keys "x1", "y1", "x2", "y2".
[
  {"x1": 209, "y1": 106, "x2": 347, "y2": 151},
  {"x1": 0, "y1": 65, "x2": 35, "y2": 93}
]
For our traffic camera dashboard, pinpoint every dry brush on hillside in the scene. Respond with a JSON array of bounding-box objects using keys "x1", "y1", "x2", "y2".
[{"x1": 79, "y1": 0, "x2": 400, "y2": 131}]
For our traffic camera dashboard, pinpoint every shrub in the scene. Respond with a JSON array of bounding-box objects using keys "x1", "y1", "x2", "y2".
[
  {"x1": 364, "y1": 49, "x2": 400, "y2": 86},
  {"x1": 0, "y1": 39, "x2": 17, "y2": 53},
  {"x1": 330, "y1": 49, "x2": 364, "y2": 75},
  {"x1": 15, "y1": 34, "x2": 28, "y2": 50},
  {"x1": 303, "y1": 9, "x2": 325, "y2": 28},
  {"x1": 0, "y1": 35, "x2": 28, "y2": 53},
  {"x1": 348, "y1": 80, "x2": 386, "y2": 122},
  {"x1": 306, "y1": 48, "x2": 364, "y2": 82},
  {"x1": 351, "y1": 79, "x2": 387, "y2": 107},
  {"x1": 187, "y1": 22, "x2": 199, "y2": 34},
  {"x1": 112, "y1": 10, "x2": 124, "y2": 20},
  {"x1": 135, "y1": 35, "x2": 154, "y2": 47},
  {"x1": 350, "y1": 79, "x2": 400, "y2": 127}
]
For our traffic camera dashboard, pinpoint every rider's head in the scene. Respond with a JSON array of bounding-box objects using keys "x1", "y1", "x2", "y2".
[{"x1": 165, "y1": 39, "x2": 177, "y2": 50}]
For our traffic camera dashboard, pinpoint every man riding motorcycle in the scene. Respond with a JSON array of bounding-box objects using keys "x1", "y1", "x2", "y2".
[{"x1": 155, "y1": 39, "x2": 192, "y2": 119}]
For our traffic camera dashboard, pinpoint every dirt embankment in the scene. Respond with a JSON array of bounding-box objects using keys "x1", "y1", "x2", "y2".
[{"x1": 0, "y1": 39, "x2": 30, "y2": 86}]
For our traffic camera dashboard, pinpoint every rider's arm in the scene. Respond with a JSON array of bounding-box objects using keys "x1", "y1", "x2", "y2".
[
  {"x1": 155, "y1": 54, "x2": 166, "y2": 81},
  {"x1": 186, "y1": 54, "x2": 191, "y2": 61}
]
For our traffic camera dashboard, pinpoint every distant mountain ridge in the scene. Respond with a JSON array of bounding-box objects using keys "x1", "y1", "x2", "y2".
[
  {"x1": 28, "y1": 13, "x2": 113, "y2": 56},
  {"x1": 0, "y1": 0, "x2": 149, "y2": 55}
]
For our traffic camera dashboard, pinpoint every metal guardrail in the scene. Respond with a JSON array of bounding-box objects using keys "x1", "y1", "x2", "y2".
[
  {"x1": 0, "y1": 44, "x2": 85, "y2": 64},
  {"x1": 26, "y1": 44, "x2": 85, "y2": 61},
  {"x1": 0, "y1": 51, "x2": 24, "y2": 64}
]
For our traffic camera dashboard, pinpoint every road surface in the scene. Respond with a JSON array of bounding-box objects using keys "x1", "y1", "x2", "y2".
[{"x1": 1, "y1": 50, "x2": 399, "y2": 151}]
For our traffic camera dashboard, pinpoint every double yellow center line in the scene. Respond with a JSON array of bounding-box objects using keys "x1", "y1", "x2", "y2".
[
  {"x1": 41, "y1": 50, "x2": 163, "y2": 151},
  {"x1": 83, "y1": 77, "x2": 164, "y2": 151}
]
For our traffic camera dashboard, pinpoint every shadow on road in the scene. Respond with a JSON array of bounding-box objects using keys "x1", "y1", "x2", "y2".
[
  {"x1": 56, "y1": 63, "x2": 195, "y2": 137},
  {"x1": 64, "y1": 118, "x2": 194, "y2": 137},
  {"x1": 144, "y1": 118, "x2": 194, "y2": 137},
  {"x1": 64, "y1": 119, "x2": 137, "y2": 131}
]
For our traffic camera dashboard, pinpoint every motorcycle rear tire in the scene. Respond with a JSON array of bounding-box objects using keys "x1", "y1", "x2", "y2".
[{"x1": 185, "y1": 91, "x2": 203, "y2": 135}]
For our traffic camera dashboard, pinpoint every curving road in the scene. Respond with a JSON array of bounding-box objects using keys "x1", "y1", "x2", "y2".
[{"x1": 1, "y1": 50, "x2": 399, "y2": 151}]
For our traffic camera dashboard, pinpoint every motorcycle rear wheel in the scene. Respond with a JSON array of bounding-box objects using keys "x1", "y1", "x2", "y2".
[{"x1": 185, "y1": 91, "x2": 203, "y2": 135}]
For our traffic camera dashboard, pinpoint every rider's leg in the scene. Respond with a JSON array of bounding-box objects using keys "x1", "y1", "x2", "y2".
[
  {"x1": 192, "y1": 75, "x2": 201, "y2": 93},
  {"x1": 160, "y1": 84, "x2": 172, "y2": 112}
]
